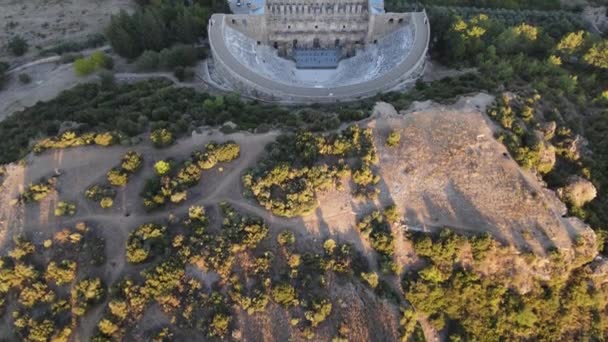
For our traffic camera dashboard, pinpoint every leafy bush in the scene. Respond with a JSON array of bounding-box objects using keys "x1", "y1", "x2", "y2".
[
  {"x1": 271, "y1": 283, "x2": 298, "y2": 307},
  {"x1": 150, "y1": 128, "x2": 173, "y2": 148},
  {"x1": 20, "y1": 179, "x2": 55, "y2": 203},
  {"x1": 54, "y1": 201, "x2": 77, "y2": 217},
  {"x1": 121, "y1": 151, "x2": 143, "y2": 173},
  {"x1": 361, "y1": 272, "x2": 379, "y2": 288},
  {"x1": 107, "y1": 169, "x2": 128, "y2": 187},
  {"x1": 126, "y1": 223, "x2": 167, "y2": 263},
  {"x1": 86, "y1": 185, "x2": 117, "y2": 202},
  {"x1": 305, "y1": 299, "x2": 332, "y2": 327},
  {"x1": 277, "y1": 230, "x2": 296, "y2": 246},
  {"x1": 8, "y1": 36, "x2": 28, "y2": 56},
  {"x1": 386, "y1": 130, "x2": 401, "y2": 147},
  {"x1": 45, "y1": 261, "x2": 77, "y2": 285},
  {"x1": 74, "y1": 51, "x2": 112, "y2": 76},
  {"x1": 154, "y1": 160, "x2": 172, "y2": 176},
  {"x1": 71, "y1": 278, "x2": 105, "y2": 316},
  {"x1": 18, "y1": 73, "x2": 31, "y2": 84},
  {"x1": 100, "y1": 197, "x2": 114, "y2": 209}
]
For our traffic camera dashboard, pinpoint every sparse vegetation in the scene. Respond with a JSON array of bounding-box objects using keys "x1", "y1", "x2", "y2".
[{"x1": 142, "y1": 142, "x2": 239, "y2": 210}]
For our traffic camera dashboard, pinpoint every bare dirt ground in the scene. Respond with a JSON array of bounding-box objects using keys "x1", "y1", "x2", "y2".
[
  {"x1": 0, "y1": 0, "x2": 134, "y2": 60},
  {"x1": 0, "y1": 61, "x2": 98, "y2": 119},
  {"x1": 0, "y1": 95, "x2": 597, "y2": 340}
]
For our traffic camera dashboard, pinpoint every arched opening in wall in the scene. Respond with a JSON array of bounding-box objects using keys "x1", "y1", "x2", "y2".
[
  {"x1": 314, "y1": 25, "x2": 318, "y2": 29},
  {"x1": 373, "y1": 39, "x2": 377, "y2": 44},
  {"x1": 288, "y1": 25, "x2": 291, "y2": 29},
  {"x1": 335, "y1": 39, "x2": 340, "y2": 47},
  {"x1": 257, "y1": 41, "x2": 261, "y2": 45},
  {"x1": 274, "y1": 41, "x2": 278, "y2": 49},
  {"x1": 388, "y1": 18, "x2": 394, "y2": 24},
  {"x1": 231, "y1": 19, "x2": 236, "y2": 24},
  {"x1": 313, "y1": 38, "x2": 320, "y2": 48},
  {"x1": 342, "y1": 25, "x2": 346, "y2": 29},
  {"x1": 398, "y1": 18, "x2": 403, "y2": 23},
  {"x1": 293, "y1": 39, "x2": 298, "y2": 48}
]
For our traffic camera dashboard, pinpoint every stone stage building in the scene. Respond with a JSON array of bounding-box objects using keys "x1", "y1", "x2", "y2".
[{"x1": 207, "y1": 0, "x2": 429, "y2": 103}]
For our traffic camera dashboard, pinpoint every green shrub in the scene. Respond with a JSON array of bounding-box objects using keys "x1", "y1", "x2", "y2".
[
  {"x1": 277, "y1": 230, "x2": 296, "y2": 246},
  {"x1": 150, "y1": 128, "x2": 173, "y2": 148},
  {"x1": 209, "y1": 313, "x2": 231, "y2": 338},
  {"x1": 305, "y1": 299, "x2": 332, "y2": 327},
  {"x1": 21, "y1": 180, "x2": 55, "y2": 203},
  {"x1": 85, "y1": 185, "x2": 116, "y2": 201},
  {"x1": 121, "y1": 151, "x2": 143, "y2": 173},
  {"x1": 54, "y1": 201, "x2": 77, "y2": 217},
  {"x1": 107, "y1": 169, "x2": 128, "y2": 187},
  {"x1": 271, "y1": 283, "x2": 298, "y2": 307},
  {"x1": 74, "y1": 51, "x2": 111, "y2": 76},
  {"x1": 135, "y1": 50, "x2": 160, "y2": 71},
  {"x1": 100, "y1": 197, "x2": 114, "y2": 208},
  {"x1": 154, "y1": 160, "x2": 171, "y2": 176},
  {"x1": 386, "y1": 130, "x2": 401, "y2": 147},
  {"x1": 8, "y1": 36, "x2": 28, "y2": 56},
  {"x1": 126, "y1": 223, "x2": 167, "y2": 264},
  {"x1": 71, "y1": 278, "x2": 105, "y2": 316},
  {"x1": 45, "y1": 261, "x2": 77, "y2": 285},
  {"x1": 18, "y1": 73, "x2": 31, "y2": 84},
  {"x1": 94, "y1": 133, "x2": 115, "y2": 146}
]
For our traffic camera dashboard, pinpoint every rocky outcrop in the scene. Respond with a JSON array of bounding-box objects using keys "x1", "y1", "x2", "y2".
[{"x1": 558, "y1": 176, "x2": 598, "y2": 208}]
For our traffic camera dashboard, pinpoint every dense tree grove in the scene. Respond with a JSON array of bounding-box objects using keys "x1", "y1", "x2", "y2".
[
  {"x1": 0, "y1": 79, "x2": 368, "y2": 165},
  {"x1": 243, "y1": 125, "x2": 380, "y2": 217},
  {"x1": 402, "y1": 230, "x2": 608, "y2": 340},
  {"x1": 105, "y1": 0, "x2": 227, "y2": 59}
]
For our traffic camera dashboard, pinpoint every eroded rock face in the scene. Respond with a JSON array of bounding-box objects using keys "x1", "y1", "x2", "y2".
[{"x1": 558, "y1": 176, "x2": 598, "y2": 208}]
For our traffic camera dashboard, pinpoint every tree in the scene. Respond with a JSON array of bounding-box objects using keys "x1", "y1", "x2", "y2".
[
  {"x1": 150, "y1": 129, "x2": 174, "y2": 148},
  {"x1": 386, "y1": 130, "x2": 401, "y2": 147},
  {"x1": 277, "y1": 230, "x2": 296, "y2": 246},
  {"x1": 583, "y1": 41, "x2": 608, "y2": 69},
  {"x1": 209, "y1": 313, "x2": 231, "y2": 337},
  {"x1": 121, "y1": 151, "x2": 143, "y2": 173},
  {"x1": 154, "y1": 160, "x2": 171, "y2": 175},
  {"x1": 107, "y1": 168, "x2": 128, "y2": 187},
  {"x1": 8, "y1": 36, "x2": 28, "y2": 56},
  {"x1": 272, "y1": 283, "x2": 298, "y2": 307},
  {"x1": 138, "y1": 9, "x2": 166, "y2": 51},
  {"x1": 100, "y1": 197, "x2": 114, "y2": 209},
  {"x1": 556, "y1": 31, "x2": 586, "y2": 57}
]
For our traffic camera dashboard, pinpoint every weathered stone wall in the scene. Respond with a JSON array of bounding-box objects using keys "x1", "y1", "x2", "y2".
[
  {"x1": 224, "y1": 15, "x2": 267, "y2": 41},
  {"x1": 265, "y1": 0, "x2": 370, "y2": 55},
  {"x1": 367, "y1": 13, "x2": 410, "y2": 41}
]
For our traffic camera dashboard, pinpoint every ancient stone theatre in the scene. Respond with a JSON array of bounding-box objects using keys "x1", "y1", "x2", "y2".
[{"x1": 207, "y1": 0, "x2": 429, "y2": 102}]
